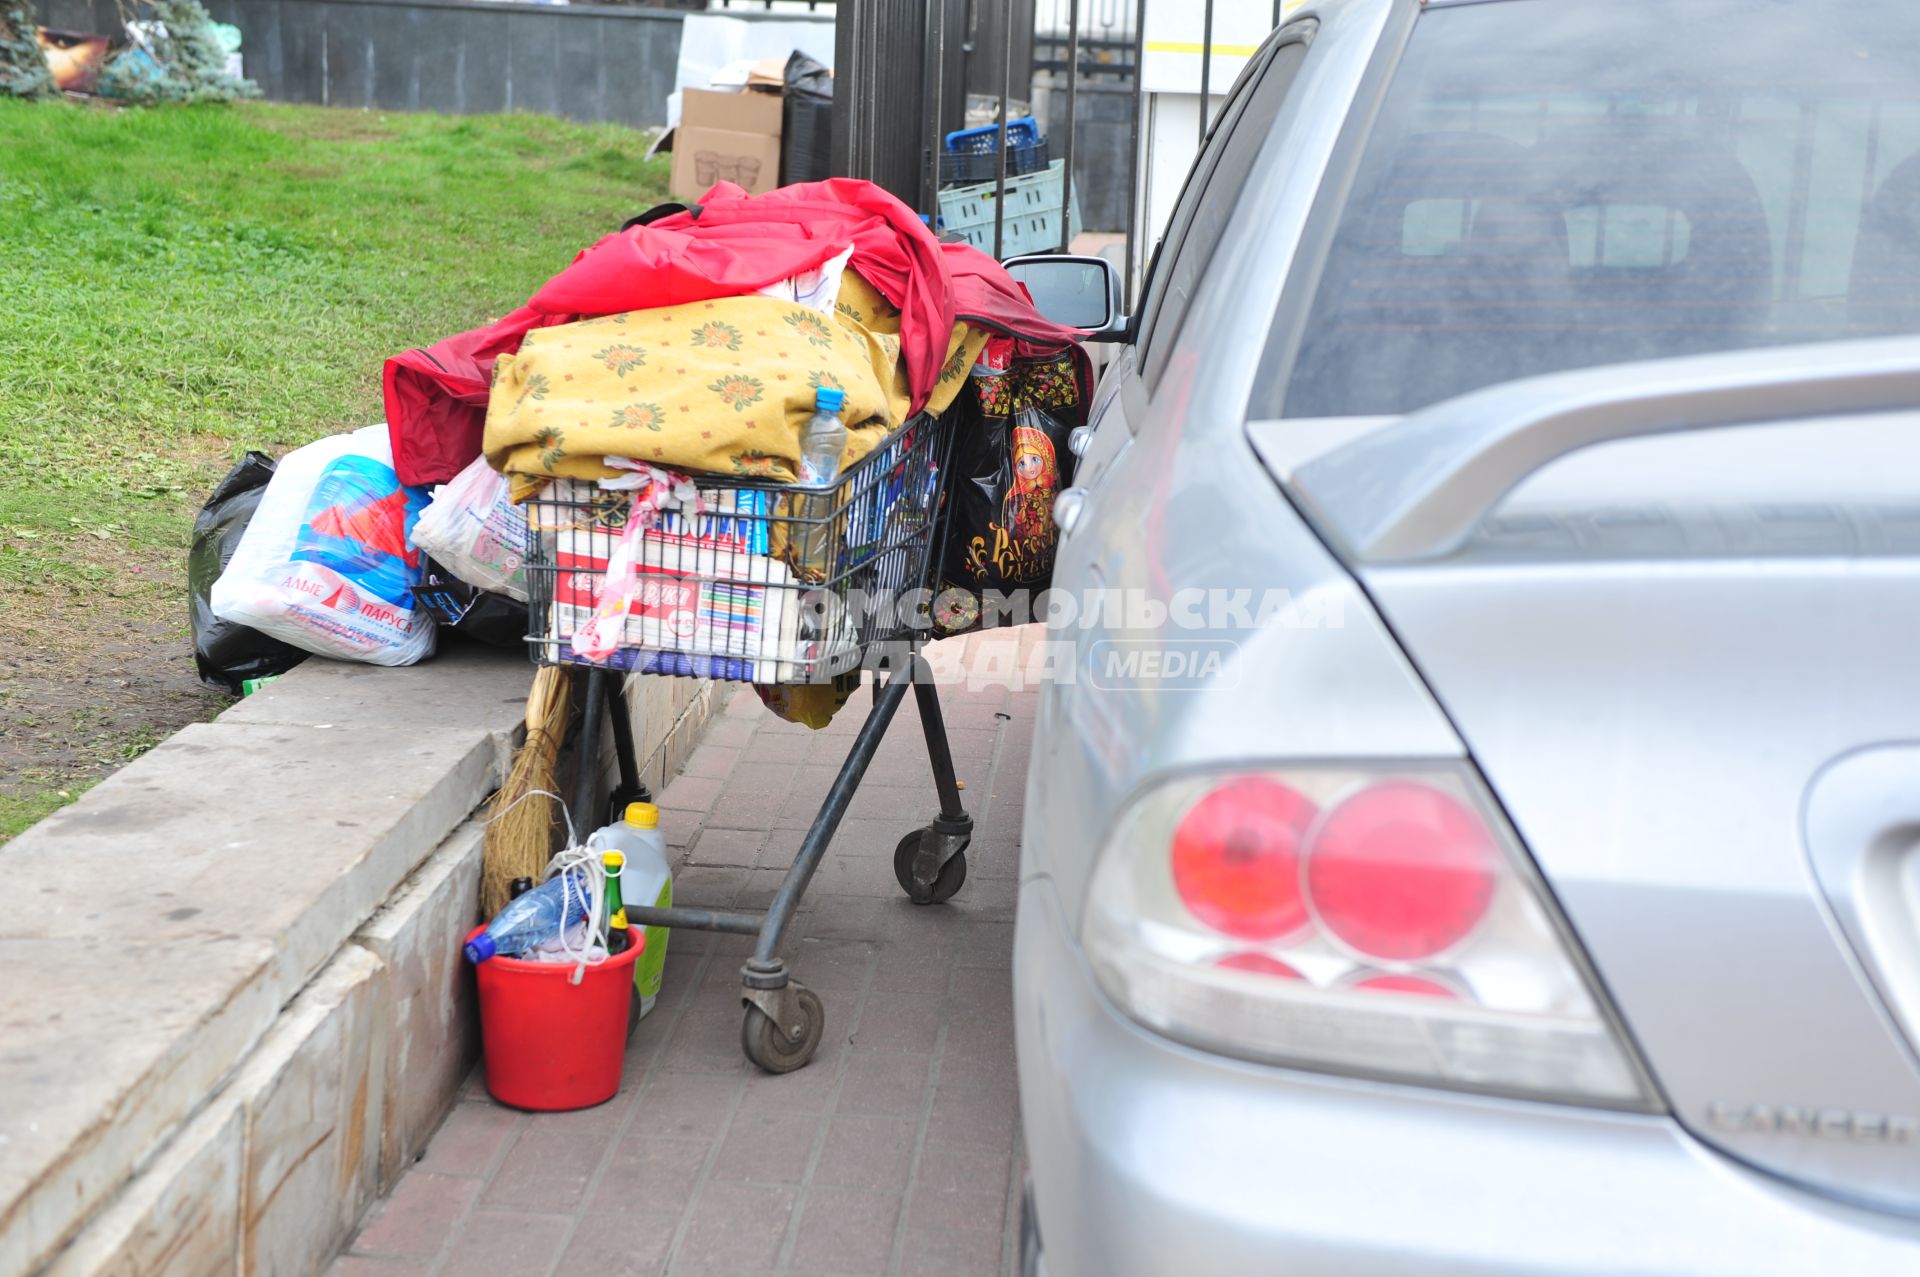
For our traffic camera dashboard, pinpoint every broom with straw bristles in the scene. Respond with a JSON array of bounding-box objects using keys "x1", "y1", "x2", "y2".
[{"x1": 480, "y1": 664, "x2": 572, "y2": 918}]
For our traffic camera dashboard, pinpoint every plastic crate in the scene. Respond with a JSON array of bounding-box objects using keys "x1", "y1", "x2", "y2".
[
  {"x1": 944, "y1": 116, "x2": 1041, "y2": 153},
  {"x1": 936, "y1": 160, "x2": 1081, "y2": 259},
  {"x1": 939, "y1": 137, "x2": 1050, "y2": 187}
]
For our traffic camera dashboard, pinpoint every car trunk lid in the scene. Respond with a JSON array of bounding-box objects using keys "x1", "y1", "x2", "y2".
[{"x1": 1258, "y1": 342, "x2": 1920, "y2": 1215}]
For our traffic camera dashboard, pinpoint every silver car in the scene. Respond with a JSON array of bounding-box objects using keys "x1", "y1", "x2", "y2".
[{"x1": 1004, "y1": 0, "x2": 1920, "y2": 1273}]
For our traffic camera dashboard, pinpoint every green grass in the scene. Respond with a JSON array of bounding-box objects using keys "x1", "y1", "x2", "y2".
[
  {"x1": 0, "y1": 787, "x2": 92, "y2": 842},
  {"x1": 0, "y1": 101, "x2": 667, "y2": 564},
  {"x1": 0, "y1": 99, "x2": 669, "y2": 836}
]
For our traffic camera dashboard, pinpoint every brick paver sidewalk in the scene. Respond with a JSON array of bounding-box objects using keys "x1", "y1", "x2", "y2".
[{"x1": 329, "y1": 630, "x2": 1037, "y2": 1277}]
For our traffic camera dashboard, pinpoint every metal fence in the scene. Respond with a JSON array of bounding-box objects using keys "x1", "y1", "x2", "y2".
[
  {"x1": 34, "y1": 0, "x2": 690, "y2": 127},
  {"x1": 36, "y1": 0, "x2": 1263, "y2": 285},
  {"x1": 711, "y1": 0, "x2": 834, "y2": 11},
  {"x1": 831, "y1": 0, "x2": 1037, "y2": 230},
  {"x1": 839, "y1": 0, "x2": 1142, "y2": 249},
  {"x1": 1035, "y1": 0, "x2": 1133, "y2": 74},
  {"x1": 1050, "y1": 0, "x2": 1291, "y2": 302},
  {"x1": 1030, "y1": 0, "x2": 1135, "y2": 234}
]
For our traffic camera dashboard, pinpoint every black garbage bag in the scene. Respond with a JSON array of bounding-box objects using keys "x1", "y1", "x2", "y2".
[
  {"x1": 416, "y1": 559, "x2": 530, "y2": 649},
  {"x1": 189, "y1": 452, "x2": 309, "y2": 693},
  {"x1": 782, "y1": 50, "x2": 834, "y2": 186},
  {"x1": 934, "y1": 347, "x2": 1082, "y2": 635}
]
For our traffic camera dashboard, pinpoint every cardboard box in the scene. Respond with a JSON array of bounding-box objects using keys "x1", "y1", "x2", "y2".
[
  {"x1": 671, "y1": 88, "x2": 784, "y2": 200},
  {"x1": 745, "y1": 57, "x2": 786, "y2": 90}
]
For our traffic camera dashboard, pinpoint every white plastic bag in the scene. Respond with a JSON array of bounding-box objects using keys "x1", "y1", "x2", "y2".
[
  {"x1": 211, "y1": 425, "x2": 436, "y2": 667},
  {"x1": 756, "y1": 243, "x2": 854, "y2": 314},
  {"x1": 409, "y1": 454, "x2": 531, "y2": 601}
]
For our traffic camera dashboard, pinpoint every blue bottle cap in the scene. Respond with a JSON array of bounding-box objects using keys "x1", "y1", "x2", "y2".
[
  {"x1": 464, "y1": 933, "x2": 497, "y2": 964},
  {"x1": 815, "y1": 387, "x2": 845, "y2": 413}
]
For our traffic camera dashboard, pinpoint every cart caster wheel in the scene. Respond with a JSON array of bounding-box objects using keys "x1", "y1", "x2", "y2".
[
  {"x1": 894, "y1": 827, "x2": 969, "y2": 905},
  {"x1": 742, "y1": 985, "x2": 824, "y2": 1074}
]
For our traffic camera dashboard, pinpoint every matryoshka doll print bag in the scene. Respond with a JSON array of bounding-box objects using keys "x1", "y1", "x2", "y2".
[{"x1": 934, "y1": 338, "x2": 1084, "y2": 636}]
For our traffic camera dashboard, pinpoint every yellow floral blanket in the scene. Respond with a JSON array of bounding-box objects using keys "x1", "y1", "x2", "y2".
[{"x1": 484, "y1": 274, "x2": 988, "y2": 495}]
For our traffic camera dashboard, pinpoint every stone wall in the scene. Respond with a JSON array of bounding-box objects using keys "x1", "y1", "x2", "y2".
[
  {"x1": 41, "y1": 828, "x2": 475, "y2": 1277},
  {"x1": 2, "y1": 651, "x2": 715, "y2": 1277}
]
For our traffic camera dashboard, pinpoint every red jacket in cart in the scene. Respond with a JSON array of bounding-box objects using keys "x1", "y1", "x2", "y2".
[{"x1": 383, "y1": 178, "x2": 1088, "y2": 488}]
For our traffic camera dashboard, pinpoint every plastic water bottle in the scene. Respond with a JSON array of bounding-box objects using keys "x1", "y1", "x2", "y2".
[
  {"x1": 589, "y1": 803, "x2": 674, "y2": 1018},
  {"x1": 796, "y1": 386, "x2": 848, "y2": 487},
  {"x1": 465, "y1": 873, "x2": 592, "y2": 963},
  {"x1": 795, "y1": 386, "x2": 848, "y2": 583}
]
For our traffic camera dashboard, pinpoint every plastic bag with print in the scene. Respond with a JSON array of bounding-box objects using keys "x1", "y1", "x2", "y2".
[
  {"x1": 934, "y1": 339, "x2": 1081, "y2": 636},
  {"x1": 210, "y1": 425, "x2": 437, "y2": 666},
  {"x1": 409, "y1": 453, "x2": 531, "y2": 601}
]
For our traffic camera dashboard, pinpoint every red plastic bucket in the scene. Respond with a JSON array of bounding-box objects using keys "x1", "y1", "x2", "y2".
[{"x1": 470, "y1": 924, "x2": 644, "y2": 1111}]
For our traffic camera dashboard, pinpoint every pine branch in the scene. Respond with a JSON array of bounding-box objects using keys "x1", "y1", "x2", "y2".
[{"x1": 0, "y1": 0, "x2": 58, "y2": 99}]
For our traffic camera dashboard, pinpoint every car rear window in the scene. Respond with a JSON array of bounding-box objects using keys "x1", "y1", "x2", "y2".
[{"x1": 1274, "y1": 0, "x2": 1920, "y2": 418}]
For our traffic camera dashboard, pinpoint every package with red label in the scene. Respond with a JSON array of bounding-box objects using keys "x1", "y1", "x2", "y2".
[{"x1": 536, "y1": 480, "x2": 803, "y2": 682}]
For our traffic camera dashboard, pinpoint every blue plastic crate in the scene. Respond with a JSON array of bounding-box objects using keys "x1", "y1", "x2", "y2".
[
  {"x1": 939, "y1": 137, "x2": 1049, "y2": 186},
  {"x1": 944, "y1": 116, "x2": 1041, "y2": 154}
]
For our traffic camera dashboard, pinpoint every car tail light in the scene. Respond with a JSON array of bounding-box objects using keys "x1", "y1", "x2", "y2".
[
  {"x1": 1082, "y1": 765, "x2": 1657, "y2": 1109},
  {"x1": 1170, "y1": 778, "x2": 1315, "y2": 940},
  {"x1": 1306, "y1": 780, "x2": 1498, "y2": 961}
]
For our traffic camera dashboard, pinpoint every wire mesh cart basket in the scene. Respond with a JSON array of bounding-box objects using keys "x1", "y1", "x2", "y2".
[{"x1": 522, "y1": 412, "x2": 974, "y2": 1072}]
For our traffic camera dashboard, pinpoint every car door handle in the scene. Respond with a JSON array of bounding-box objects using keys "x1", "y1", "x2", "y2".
[
  {"x1": 1069, "y1": 425, "x2": 1095, "y2": 457},
  {"x1": 1053, "y1": 487, "x2": 1089, "y2": 535}
]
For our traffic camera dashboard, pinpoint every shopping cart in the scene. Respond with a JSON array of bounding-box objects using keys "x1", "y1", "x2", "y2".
[{"x1": 522, "y1": 412, "x2": 975, "y2": 1073}]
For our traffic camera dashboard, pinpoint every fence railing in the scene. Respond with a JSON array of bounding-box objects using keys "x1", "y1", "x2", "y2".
[
  {"x1": 712, "y1": 0, "x2": 835, "y2": 11},
  {"x1": 35, "y1": 0, "x2": 691, "y2": 128}
]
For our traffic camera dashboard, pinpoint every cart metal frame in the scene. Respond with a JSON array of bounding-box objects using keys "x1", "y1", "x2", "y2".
[
  {"x1": 571, "y1": 647, "x2": 972, "y2": 1071},
  {"x1": 531, "y1": 413, "x2": 975, "y2": 1072}
]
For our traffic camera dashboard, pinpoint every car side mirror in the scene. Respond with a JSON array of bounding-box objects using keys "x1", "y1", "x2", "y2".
[{"x1": 1003, "y1": 253, "x2": 1129, "y2": 343}]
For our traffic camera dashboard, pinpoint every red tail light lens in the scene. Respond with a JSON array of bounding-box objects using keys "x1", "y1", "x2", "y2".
[
  {"x1": 1305, "y1": 780, "x2": 1498, "y2": 961},
  {"x1": 1171, "y1": 778, "x2": 1317, "y2": 940},
  {"x1": 1217, "y1": 952, "x2": 1305, "y2": 979},
  {"x1": 1350, "y1": 972, "x2": 1458, "y2": 999}
]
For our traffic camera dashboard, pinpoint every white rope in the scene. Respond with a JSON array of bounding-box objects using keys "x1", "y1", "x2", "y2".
[
  {"x1": 486, "y1": 786, "x2": 580, "y2": 848},
  {"x1": 542, "y1": 842, "x2": 612, "y2": 985},
  {"x1": 484, "y1": 788, "x2": 605, "y2": 983}
]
